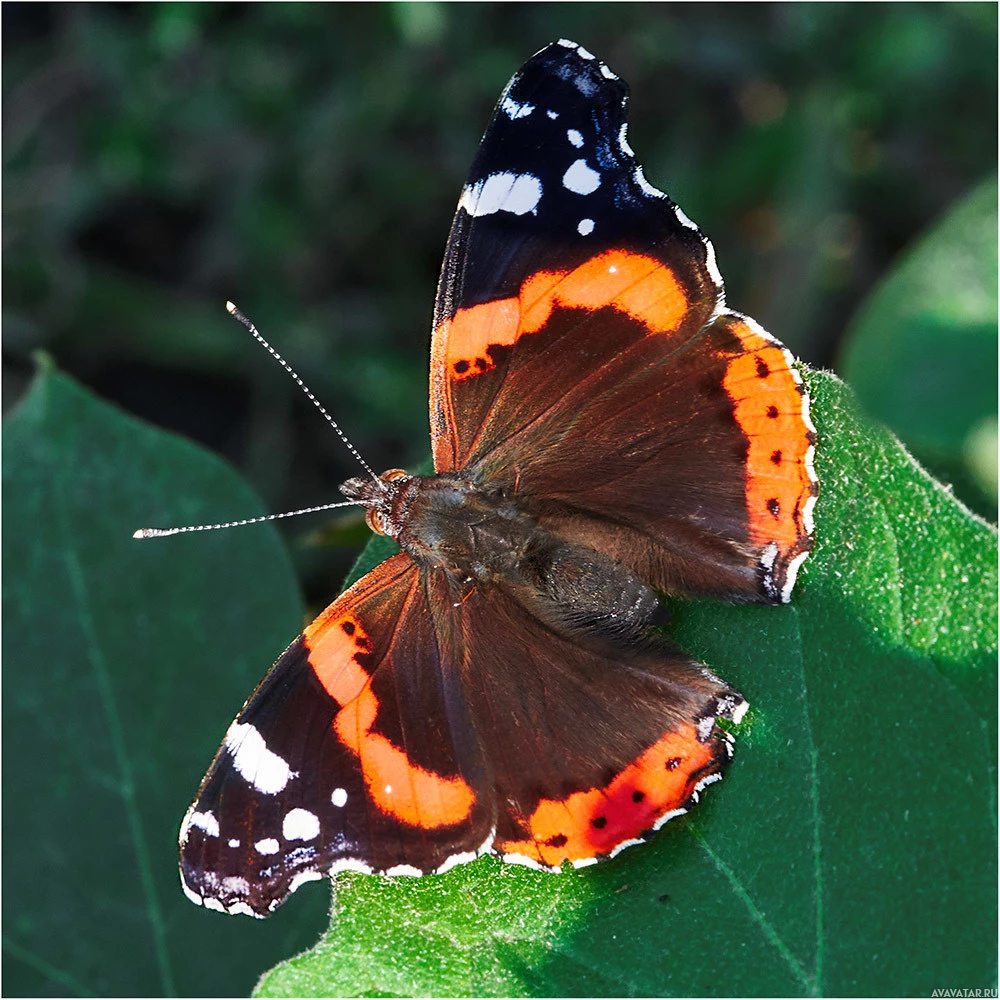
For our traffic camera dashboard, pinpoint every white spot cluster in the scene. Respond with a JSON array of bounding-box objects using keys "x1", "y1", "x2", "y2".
[
  {"x1": 188, "y1": 810, "x2": 219, "y2": 838},
  {"x1": 502, "y1": 96, "x2": 535, "y2": 120},
  {"x1": 459, "y1": 172, "x2": 542, "y2": 218},
  {"x1": 224, "y1": 721, "x2": 296, "y2": 794}
]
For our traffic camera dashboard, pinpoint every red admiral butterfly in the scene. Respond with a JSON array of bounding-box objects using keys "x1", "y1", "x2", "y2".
[{"x1": 175, "y1": 40, "x2": 817, "y2": 918}]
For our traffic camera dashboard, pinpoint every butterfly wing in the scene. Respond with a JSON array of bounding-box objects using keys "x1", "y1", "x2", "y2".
[
  {"x1": 423, "y1": 570, "x2": 745, "y2": 869},
  {"x1": 179, "y1": 553, "x2": 493, "y2": 917},
  {"x1": 430, "y1": 41, "x2": 816, "y2": 603}
]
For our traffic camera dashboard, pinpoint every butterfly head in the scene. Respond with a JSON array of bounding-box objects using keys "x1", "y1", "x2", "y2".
[{"x1": 340, "y1": 468, "x2": 414, "y2": 538}]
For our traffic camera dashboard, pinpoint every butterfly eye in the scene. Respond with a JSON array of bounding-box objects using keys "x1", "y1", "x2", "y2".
[
  {"x1": 366, "y1": 509, "x2": 389, "y2": 536},
  {"x1": 381, "y1": 468, "x2": 409, "y2": 482}
]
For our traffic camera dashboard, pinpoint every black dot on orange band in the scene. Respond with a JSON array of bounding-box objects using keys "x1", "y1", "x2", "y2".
[
  {"x1": 632, "y1": 790, "x2": 645, "y2": 803},
  {"x1": 666, "y1": 757, "x2": 681, "y2": 771},
  {"x1": 475, "y1": 357, "x2": 488, "y2": 370},
  {"x1": 771, "y1": 450, "x2": 782, "y2": 465},
  {"x1": 591, "y1": 816, "x2": 608, "y2": 829},
  {"x1": 356, "y1": 637, "x2": 370, "y2": 650},
  {"x1": 545, "y1": 833, "x2": 568, "y2": 848},
  {"x1": 766, "y1": 405, "x2": 779, "y2": 419},
  {"x1": 454, "y1": 360, "x2": 470, "y2": 373},
  {"x1": 756, "y1": 357, "x2": 770, "y2": 378},
  {"x1": 341, "y1": 621, "x2": 355, "y2": 635},
  {"x1": 767, "y1": 498, "x2": 780, "y2": 518}
]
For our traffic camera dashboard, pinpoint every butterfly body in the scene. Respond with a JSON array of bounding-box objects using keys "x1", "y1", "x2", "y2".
[
  {"x1": 343, "y1": 468, "x2": 662, "y2": 638},
  {"x1": 178, "y1": 39, "x2": 816, "y2": 918}
]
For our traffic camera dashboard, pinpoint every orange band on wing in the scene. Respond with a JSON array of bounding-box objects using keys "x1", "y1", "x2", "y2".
[
  {"x1": 496, "y1": 723, "x2": 719, "y2": 867},
  {"x1": 722, "y1": 320, "x2": 815, "y2": 553},
  {"x1": 305, "y1": 607, "x2": 475, "y2": 829},
  {"x1": 434, "y1": 249, "x2": 688, "y2": 381}
]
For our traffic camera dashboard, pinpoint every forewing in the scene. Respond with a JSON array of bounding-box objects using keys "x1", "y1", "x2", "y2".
[
  {"x1": 430, "y1": 41, "x2": 815, "y2": 602},
  {"x1": 430, "y1": 39, "x2": 721, "y2": 473},
  {"x1": 179, "y1": 553, "x2": 492, "y2": 917}
]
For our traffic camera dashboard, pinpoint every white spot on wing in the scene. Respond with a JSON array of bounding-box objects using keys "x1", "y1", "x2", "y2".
[
  {"x1": 226, "y1": 901, "x2": 258, "y2": 917},
  {"x1": 801, "y1": 390, "x2": 817, "y2": 435},
  {"x1": 182, "y1": 883, "x2": 204, "y2": 907},
  {"x1": 228, "y1": 838, "x2": 240, "y2": 848},
  {"x1": 782, "y1": 550, "x2": 810, "y2": 602},
  {"x1": 386, "y1": 864, "x2": 423, "y2": 877},
  {"x1": 600, "y1": 63, "x2": 619, "y2": 80},
  {"x1": 502, "y1": 96, "x2": 535, "y2": 120},
  {"x1": 459, "y1": 172, "x2": 542, "y2": 217},
  {"x1": 255, "y1": 838, "x2": 280, "y2": 855},
  {"x1": 330, "y1": 858, "x2": 373, "y2": 875},
  {"x1": 502, "y1": 852, "x2": 551, "y2": 871},
  {"x1": 730, "y1": 699, "x2": 750, "y2": 725},
  {"x1": 567, "y1": 128, "x2": 584, "y2": 148},
  {"x1": 225, "y1": 721, "x2": 295, "y2": 794},
  {"x1": 203, "y1": 897, "x2": 226, "y2": 912},
  {"x1": 673, "y1": 204, "x2": 699, "y2": 231},
  {"x1": 572, "y1": 856, "x2": 599, "y2": 868},
  {"x1": 331, "y1": 787, "x2": 348, "y2": 808},
  {"x1": 557, "y1": 38, "x2": 577, "y2": 49},
  {"x1": 563, "y1": 158, "x2": 601, "y2": 195},
  {"x1": 633, "y1": 165, "x2": 665, "y2": 199},
  {"x1": 760, "y1": 540, "x2": 779, "y2": 571},
  {"x1": 577, "y1": 218, "x2": 595, "y2": 236},
  {"x1": 188, "y1": 810, "x2": 219, "y2": 838},
  {"x1": 289, "y1": 871, "x2": 324, "y2": 893},
  {"x1": 652, "y1": 807, "x2": 687, "y2": 831},
  {"x1": 803, "y1": 491, "x2": 817, "y2": 535},
  {"x1": 617, "y1": 122, "x2": 635, "y2": 158},
  {"x1": 283, "y1": 808, "x2": 320, "y2": 842},
  {"x1": 437, "y1": 828, "x2": 495, "y2": 874},
  {"x1": 436, "y1": 850, "x2": 475, "y2": 874},
  {"x1": 693, "y1": 772, "x2": 723, "y2": 796},
  {"x1": 577, "y1": 45, "x2": 595, "y2": 60},
  {"x1": 607, "y1": 836, "x2": 646, "y2": 859},
  {"x1": 547, "y1": 109, "x2": 559, "y2": 119}
]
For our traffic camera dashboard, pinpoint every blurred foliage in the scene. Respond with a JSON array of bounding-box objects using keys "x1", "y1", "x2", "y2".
[
  {"x1": 841, "y1": 175, "x2": 998, "y2": 519},
  {"x1": 3, "y1": 3, "x2": 997, "y2": 613}
]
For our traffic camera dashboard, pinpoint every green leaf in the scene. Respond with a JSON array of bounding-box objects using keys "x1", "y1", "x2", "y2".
[
  {"x1": 840, "y1": 174, "x2": 999, "y2": 511},
  {"x1": 2, "y1": 363, "x2": 328, "y2": 997},
  {"x1": 256, "y1": 369, "x2": 996, "y2": 998}
]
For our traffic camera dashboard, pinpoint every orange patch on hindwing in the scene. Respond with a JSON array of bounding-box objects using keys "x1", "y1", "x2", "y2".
[
  {"x1": 497, "y1": 723, "x2": 720, "y2": 867},
  {"x1": 305, "y1": 607, "x2": 475, "y2": 830},
  {"x1": 433, "y1": 249, "x2": 688, "y2": 382},
  {"x1": 721, "y1": 319, "x2": 816, "y2": 558}
]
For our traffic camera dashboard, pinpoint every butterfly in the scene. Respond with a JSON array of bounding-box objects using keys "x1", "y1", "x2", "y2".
[{"x1": 177, "y1": 39, "x2": 817, "y2": 918}]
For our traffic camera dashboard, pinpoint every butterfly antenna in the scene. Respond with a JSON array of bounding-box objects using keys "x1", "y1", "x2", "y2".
[
  {"x1": 133, "y1": 500, "x2": 363, "y2": 539},
  {"x1": 225, "y1": 300, "x2": 379, "y2": 482}
]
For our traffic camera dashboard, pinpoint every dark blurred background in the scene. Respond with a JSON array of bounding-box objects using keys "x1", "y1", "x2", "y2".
[{"x1": 4, "y1": 2, "x2": 997, "y2": 612}]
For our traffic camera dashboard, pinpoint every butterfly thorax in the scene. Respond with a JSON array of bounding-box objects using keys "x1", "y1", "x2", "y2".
[
  {"x1": 342, "y1": 470, "x2": 540, "y2": 582},
  {"x1": 342, "y1": 469, "x2": 663, "y2": 636}
]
